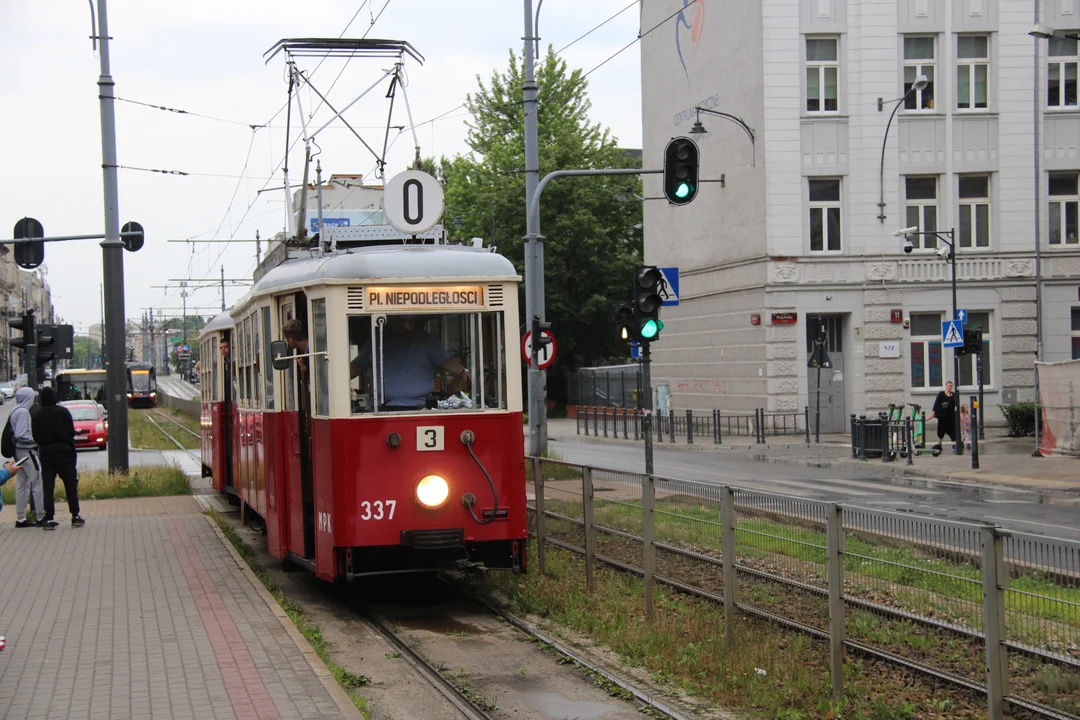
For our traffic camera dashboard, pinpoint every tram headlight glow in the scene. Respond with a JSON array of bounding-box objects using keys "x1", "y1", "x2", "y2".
[{"x1": 416, "y1": 475, "x2": 450, "y2": 508}]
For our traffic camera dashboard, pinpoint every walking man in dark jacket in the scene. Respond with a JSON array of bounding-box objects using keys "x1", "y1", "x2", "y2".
[{"x1": 32, "y1": 387, "x2": 84, "y2": 529}]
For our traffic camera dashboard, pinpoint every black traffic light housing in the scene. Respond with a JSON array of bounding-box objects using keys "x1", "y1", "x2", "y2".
[
  {"x1": 663, "y1": 137, "x2": 700, "y2": 205},
  {"x1": 13, "y1": 217, "x2": 45, "y2": 270},
  {"x1": 531, "y1": 316, "x2": 552, "y2": 355},
  {"x1": 957, "y1": 327, "x2": 983, "y2": 357},
  {"x1": 615, "y1": 305, "x2": 634, "y2": 343},
  {"x1": 36, "y1": 326, "x2": 56, "y2": 365},
  {"x1": 9, "y1": 309, "x2": 34, "y2": 352},
  {"x1": 632, "y1": 266, "x2": 664, "y2": 342}
]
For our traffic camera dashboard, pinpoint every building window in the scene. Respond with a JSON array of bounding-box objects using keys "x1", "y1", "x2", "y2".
[
  {"x1": 806, "y1": 38, "x2": 839, "y2": 113},
  {"x1": 958, "y1": 175, "x2": 990, "y2": 248},
  {"x1": 957, "y1": 35, "x2": 989, "y2": 110},
  {"x1": 957, "y1": 312, "x2": 991, "y2": 389},
  {"x1": 904, "y1": 36, "x2": 936, "y2": 110},
  {"x1": 1048, "y1": 35, "x2": 1079, "y2": 108},
  {"x1": 910, "y1": 313, "x2": 945, "y2": 389},
  {"x1": 905, "y1": 177, "x2": 938, "y2": 248},
  {"x1": 1072, "y1": 308, "x2": 1080, "y2": 359},
  {"x1": 809, "y1": 178, "x2": 842, "y2": 252},
  {"x1": 1049, "y1": 173, "x2": 1079, "y2": 245}
]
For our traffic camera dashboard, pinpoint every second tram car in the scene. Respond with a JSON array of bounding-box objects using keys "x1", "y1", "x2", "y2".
[
  {"x1": 126, "y1": 362, "x2": 158, "y2": 407},
  {"x1": 56, "y1": 369, "x2": 108, "y2": 405},
  {"x1": 200, "y1": 241, "x2": 529, "y2": 581}
]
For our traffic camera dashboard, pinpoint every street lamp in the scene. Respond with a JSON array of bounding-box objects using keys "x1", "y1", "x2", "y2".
[
  {"x1": 878, "y1": 75, "x2": 929, "y2": 223},
  {"x1": 688, "y1": 106, "x2": 756, "y2": 164},
  {"x1": 897, "y1": 226, "x2": 964, "y2": 455}
]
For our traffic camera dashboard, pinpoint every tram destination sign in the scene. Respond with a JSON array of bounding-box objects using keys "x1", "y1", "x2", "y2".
[{"x1": 366, "y1": 285, "x2": 485, "y2": 310}]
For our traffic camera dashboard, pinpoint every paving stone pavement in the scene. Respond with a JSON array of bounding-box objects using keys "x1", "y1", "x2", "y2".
[{"x1": 0, "y1": 497, "x2": 361, "y2": 720}]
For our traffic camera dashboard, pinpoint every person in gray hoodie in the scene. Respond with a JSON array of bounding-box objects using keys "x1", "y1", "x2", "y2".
[{"x1": 11, "y1": 386, "x2": 43, "y2": 528}]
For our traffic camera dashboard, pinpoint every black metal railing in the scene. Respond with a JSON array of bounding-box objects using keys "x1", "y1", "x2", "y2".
[{"x1": 574, "y1": 406, "x2": 811, "y2": 445}]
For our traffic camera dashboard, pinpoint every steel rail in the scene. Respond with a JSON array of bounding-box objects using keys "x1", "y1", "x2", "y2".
[
  {"x1": 360, "y1": 613, "x2": 496, "y2": 720},
  {"x1": 150, "y1": 409, "x2": 202, "y2": 439}
]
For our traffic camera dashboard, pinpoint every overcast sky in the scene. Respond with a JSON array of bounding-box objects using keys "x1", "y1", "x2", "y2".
[{"x1": 0, "y1": 0, "x2": 642, "y2": 334}]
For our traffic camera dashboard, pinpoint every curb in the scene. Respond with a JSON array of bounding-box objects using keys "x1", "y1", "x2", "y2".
[{"x1": 203, "y1": 515, "x2": 366, "y2": 720}]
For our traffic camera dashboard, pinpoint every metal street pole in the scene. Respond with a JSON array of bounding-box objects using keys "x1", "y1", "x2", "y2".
[
  {"x1": 950, "y1": 230, "x2": 963, "y2": 455},
  {"x1": 523, "y1": 0, "x2": 545, "y2": 457},
  {"x1": 642, "y1": 341, "x2": 654, "y2": 476},
  {"x1": 1033, "y1": 21, "x2": 1045, "y2": 458},
  {"x1": 95, "y1": 0, "x2": 129, "y2": 472}
]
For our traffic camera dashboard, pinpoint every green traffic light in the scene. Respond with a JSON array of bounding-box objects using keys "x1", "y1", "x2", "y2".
[
  {"x1": 640, "y1": 319, "x2": 662, "y2": 339},
  {"x1": 675, "y1": 182, "x2": 692, "y2": 199}
]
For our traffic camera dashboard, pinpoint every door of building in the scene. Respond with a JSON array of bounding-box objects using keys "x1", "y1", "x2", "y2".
[{"x1": 806, "y1": 315, "x2": 847, "y2": 434}]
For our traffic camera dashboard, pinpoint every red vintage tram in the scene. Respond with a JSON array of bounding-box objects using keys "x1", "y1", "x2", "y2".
[{"x1": 199, "y1": 242, "x2": 528, "y2": 581}]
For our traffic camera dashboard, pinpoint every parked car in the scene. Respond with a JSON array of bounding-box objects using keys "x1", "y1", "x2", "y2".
[
  {"x1": 60, "y1": 401, "x2": 108, "y2": 451},
  {"x1": 0, "y1": 382, "x2": 14, "y2": 400}
]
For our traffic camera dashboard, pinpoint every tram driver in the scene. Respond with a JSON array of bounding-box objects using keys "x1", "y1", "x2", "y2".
[{"x1": 350, "y1": 315, "x2": 471, "y2": 410}]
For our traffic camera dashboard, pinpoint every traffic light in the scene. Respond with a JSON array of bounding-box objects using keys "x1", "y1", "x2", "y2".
[
  {"x1": 36, "y1": 326, "x2": 56, "y2": 365},
  {"x1": 9, "y1": 310, "x2": 34, "y2": 352},
  {"x1": 12, "y1": 218, "x2": 45, "y2": 270},
  {"x1": 663, "y1": 137, "x2": 699, "y2": 205},
  {"x1": 633, "y1": 266, "x2": 665, "y2": 341},
  {"x1": 531, "y1": 316, "x2": 551, "y2": 356},
  {"x1": 615, "y1": 305, "x2": 634, "y2": 342},
  {"x1": 957, "y1": 327, "x2": 983, "y2": 357}
]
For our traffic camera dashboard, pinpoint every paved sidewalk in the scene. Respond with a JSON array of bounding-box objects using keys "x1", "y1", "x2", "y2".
[
  {"x1": 0, "y1": 496, "x2": 361, "y2": 720},
  {"x1": 547, "y1": 418, "x2": 1080, "y2": 491}
]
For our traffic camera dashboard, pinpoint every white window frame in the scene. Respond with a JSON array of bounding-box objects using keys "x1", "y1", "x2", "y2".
[
  {"x1": 903, "y1": 35, "x2": 937, "y2": 112},
  {"x1": 805, "y1": 37, "x2": 839, "y2": 115},
  {"x1": 1049, "y1": 172, "x2": 1080, "y2": 246},
  {"x1": 956, "y1": 35, "x2": 989, "y2": 111},
  {"x1": 808, "y1": 177, "x2": 843, "y2": 253},
  {"x1": 909, "y1": 312, "x2": 946, "y2": 391},
  {"x1": 957, "y1": 175, "x2": 991, "y2": 249},
  {"x1": 1048, "y1": 34, "x2": 1079, "y2": 110},
  {"x1": 904, "y1": 176, "x2": 939, "y2": 249}
]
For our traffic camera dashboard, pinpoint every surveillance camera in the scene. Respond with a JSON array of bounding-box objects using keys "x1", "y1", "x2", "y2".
[
  {"x1": 893, "y1": 226, "x2": 919, "y2": 238},
  {"x1": 902, "y1": 318, "x2": 911, "y2": 329},
  {"x1": 903, "y1": 238, "x2": 914, "y2": 254},
  {"x1": 936, "y1": 245, "x2": 950, "y2": 260}
]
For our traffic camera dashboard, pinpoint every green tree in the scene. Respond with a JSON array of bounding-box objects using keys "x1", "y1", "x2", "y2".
[{"x1": 441, "y1": 48, "x2": 643, "y2": 380}]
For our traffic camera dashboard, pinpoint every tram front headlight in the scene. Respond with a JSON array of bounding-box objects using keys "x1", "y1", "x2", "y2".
[{"x1": 416, "y1": 475, "x2": 450, "y2": 508}]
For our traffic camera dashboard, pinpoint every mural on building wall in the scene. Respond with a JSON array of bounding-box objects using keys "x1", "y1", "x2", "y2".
[{"x1": 675, "y1": 0, "x2": 706, "y2": 86}]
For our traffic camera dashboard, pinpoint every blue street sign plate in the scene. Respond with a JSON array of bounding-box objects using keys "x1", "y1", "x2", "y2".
[
  {"x1": 956, "y1": 309, "x2": 968, "y2": 324},
  {"x1": 659, "y1": 267, "x2": 679, "y2": 307},
  {"x1": 942, "y1": 321, "x2": 964, "y2": 348},
  {"x1": 630, "y1": 341, "x2": 641, "y2": 360}
]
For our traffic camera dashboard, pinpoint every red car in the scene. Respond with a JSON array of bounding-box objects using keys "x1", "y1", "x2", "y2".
[{"x1": 61, "y1": 401, "x2": 108, "y2": 451}]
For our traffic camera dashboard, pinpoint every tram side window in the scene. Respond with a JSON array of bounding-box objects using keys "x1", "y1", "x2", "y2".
[
  {"x1": 262, "y1": 307, "x2": 275, "y2": 410},
  {"x1": 347, "y1": 312, "x2": 507, "y2": 414},
  {"x1": 313, "y1": 300, "x2": 330, "y2": 416}
]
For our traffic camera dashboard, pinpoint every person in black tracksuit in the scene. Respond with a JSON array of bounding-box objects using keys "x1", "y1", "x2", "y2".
[{"x1": 32, "y1": 387, "x2": 84, "y2": 529}]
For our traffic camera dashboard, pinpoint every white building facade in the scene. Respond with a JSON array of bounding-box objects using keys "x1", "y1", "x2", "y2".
[{"x1": 641, "y1": 0, "x2": 1080, "y2": 430}]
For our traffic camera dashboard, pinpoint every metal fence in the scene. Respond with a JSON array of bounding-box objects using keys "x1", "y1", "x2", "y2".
[
  {"x1": 574, "y1": 406, "x2": 810, "y2": 444},
  {"x1": 569, "y1": 365, "x2": 641, "y2": 408},
  {"x1": 528, "y1": 457, "x2": 1080, "y2": 720}
]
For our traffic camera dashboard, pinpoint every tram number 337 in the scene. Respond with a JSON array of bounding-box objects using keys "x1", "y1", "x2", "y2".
[{"x1": 359, "y1": 501, "x2": 396, "y2": 521}]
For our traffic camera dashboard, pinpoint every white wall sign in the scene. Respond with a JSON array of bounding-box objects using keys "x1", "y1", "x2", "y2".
[
  {"x1": 383, "y1": 170, "x2": 444, "y2": 234},
  {"x1": 879, "y1": 341, "x2": 901, "y2": 358}
]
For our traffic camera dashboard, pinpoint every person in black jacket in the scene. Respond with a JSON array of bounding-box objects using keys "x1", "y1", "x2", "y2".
[{"x1": 32, "y1": 387, "x2": 84, "y2": 529}]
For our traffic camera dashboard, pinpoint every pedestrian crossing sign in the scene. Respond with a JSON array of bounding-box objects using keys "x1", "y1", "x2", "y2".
[{"x1": 942, "y1": 320, "x2": 964, "y2": 348}]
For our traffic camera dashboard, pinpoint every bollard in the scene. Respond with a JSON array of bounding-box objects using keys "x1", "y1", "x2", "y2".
[
  {"x1": 713, "y1": 409, "x2": 719, "y2": 444},
  {"x1": 971, "y1": 395, "x2": 980, "y2": 470},
  {"x1": 658, "y1": 408, "x2": 664, "y2": 442},
  {"x1": 634, "y1": 409, "x2": 640, "y2": 441},
  {"x1": 593, "y1": 406, "x2": 599, "y2": 436},
  {"x1": 603, "y1": 406, "x2": 608, "y2": 437},
  {"x1": 717, "y1": 409, "x2": 723, "y2": 444},
  {"x1": 805, "y1": 406, "x2": 811, "y2": 444},
  {"x1": 623, "y1": 409, "x2": 629, "y2": 440},
  {"x1": 907, "y1": 417, "x2": 914, "y2": 466},
  {"x1": 669, "y1": 409, "x2": 675, "y2": 443},
  {"x1": 687, "y1": 409, "x2": 694, "y2": 444},
  {"x1": 850, "y1": 414, "x2": 858, "y2": 457},
  {"x1": 576, "y1": 407, "x2": 581, "y2": 435},
  {"x1": 857, "y1": 416, "x2": 867, "y2": 460}
]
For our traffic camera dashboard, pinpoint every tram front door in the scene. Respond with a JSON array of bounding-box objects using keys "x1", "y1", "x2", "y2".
[{"x1": 279, "y1": 295, "x2": 316, "y2": 562}]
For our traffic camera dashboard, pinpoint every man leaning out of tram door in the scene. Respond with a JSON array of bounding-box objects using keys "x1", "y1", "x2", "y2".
[{"x1": 349, "y1": 315, "x2": 471, "y2": 410}]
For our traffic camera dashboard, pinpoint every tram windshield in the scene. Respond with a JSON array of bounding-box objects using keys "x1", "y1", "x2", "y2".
[
  {"x1": 56, "y1": 371, "x2": 108, "y2": 404},
  {"x1": 347, "y1": 313, "x2": 506, "y2": 414},
  {"x1": 131, "y1": 371, "x2": 153, "y2": 393}
]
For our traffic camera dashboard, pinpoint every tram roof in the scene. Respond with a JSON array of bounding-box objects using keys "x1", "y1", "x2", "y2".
[
  {"x1": 199, "y1": 312, "x2": 236, "y2": 340},
  {"x1": 248, "y1": 245, "x2": 519, "y2": 300}
]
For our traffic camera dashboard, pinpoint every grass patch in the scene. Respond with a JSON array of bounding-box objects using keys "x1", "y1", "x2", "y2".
[
  {"x1": 129, "y1": 409, "x2": 200, "y2": 450},
  {"x1": 1, "y1": 465, "x2": 190, "y2": 505},
  {"x1": 207, "y1": 510, "x2": 373, "y2": 717},
  {"x1": 484, "y1": 544, "x2": 994, "y2": 720}
]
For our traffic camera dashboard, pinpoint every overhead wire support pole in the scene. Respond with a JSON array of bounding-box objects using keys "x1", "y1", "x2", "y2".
[
  {"x1": 94, "y1": 0, "x2": 130, "y2": 473},
  {"x1": 523, "y1": 0, "x2": 544, "y2": 458},
  {"x1": 524, "y1": 165, "x2": 664, "y2": 458},
  {"x1": 394, "y1": 63, "x2": 422, "y2": 167}
]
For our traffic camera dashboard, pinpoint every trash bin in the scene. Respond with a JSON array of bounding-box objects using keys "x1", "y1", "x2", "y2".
[{"x1": 859, "y1": 416, "x2": 887, "y2": 459}]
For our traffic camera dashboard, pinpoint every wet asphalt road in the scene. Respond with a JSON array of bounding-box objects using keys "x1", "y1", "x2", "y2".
[{"x1": 547, "y1": 440, "x2": 1080, "y2": 542}]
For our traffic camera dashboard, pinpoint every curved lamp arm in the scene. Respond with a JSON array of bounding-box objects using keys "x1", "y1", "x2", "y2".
[
  {"x1": 693, "y1": 107, "x2": 756, "y2": 165},
  {"x1": 878, "y1": 75, "x2": 928, "y2": 224}
]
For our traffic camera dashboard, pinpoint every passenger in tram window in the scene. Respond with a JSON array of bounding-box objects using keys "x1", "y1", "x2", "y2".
[
  {"x1": 282, "y1": 319, "x2": 309, "y2": 378},
  {"x1": 350, "y1": 315, "x2": 471, "y2": 410}
]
